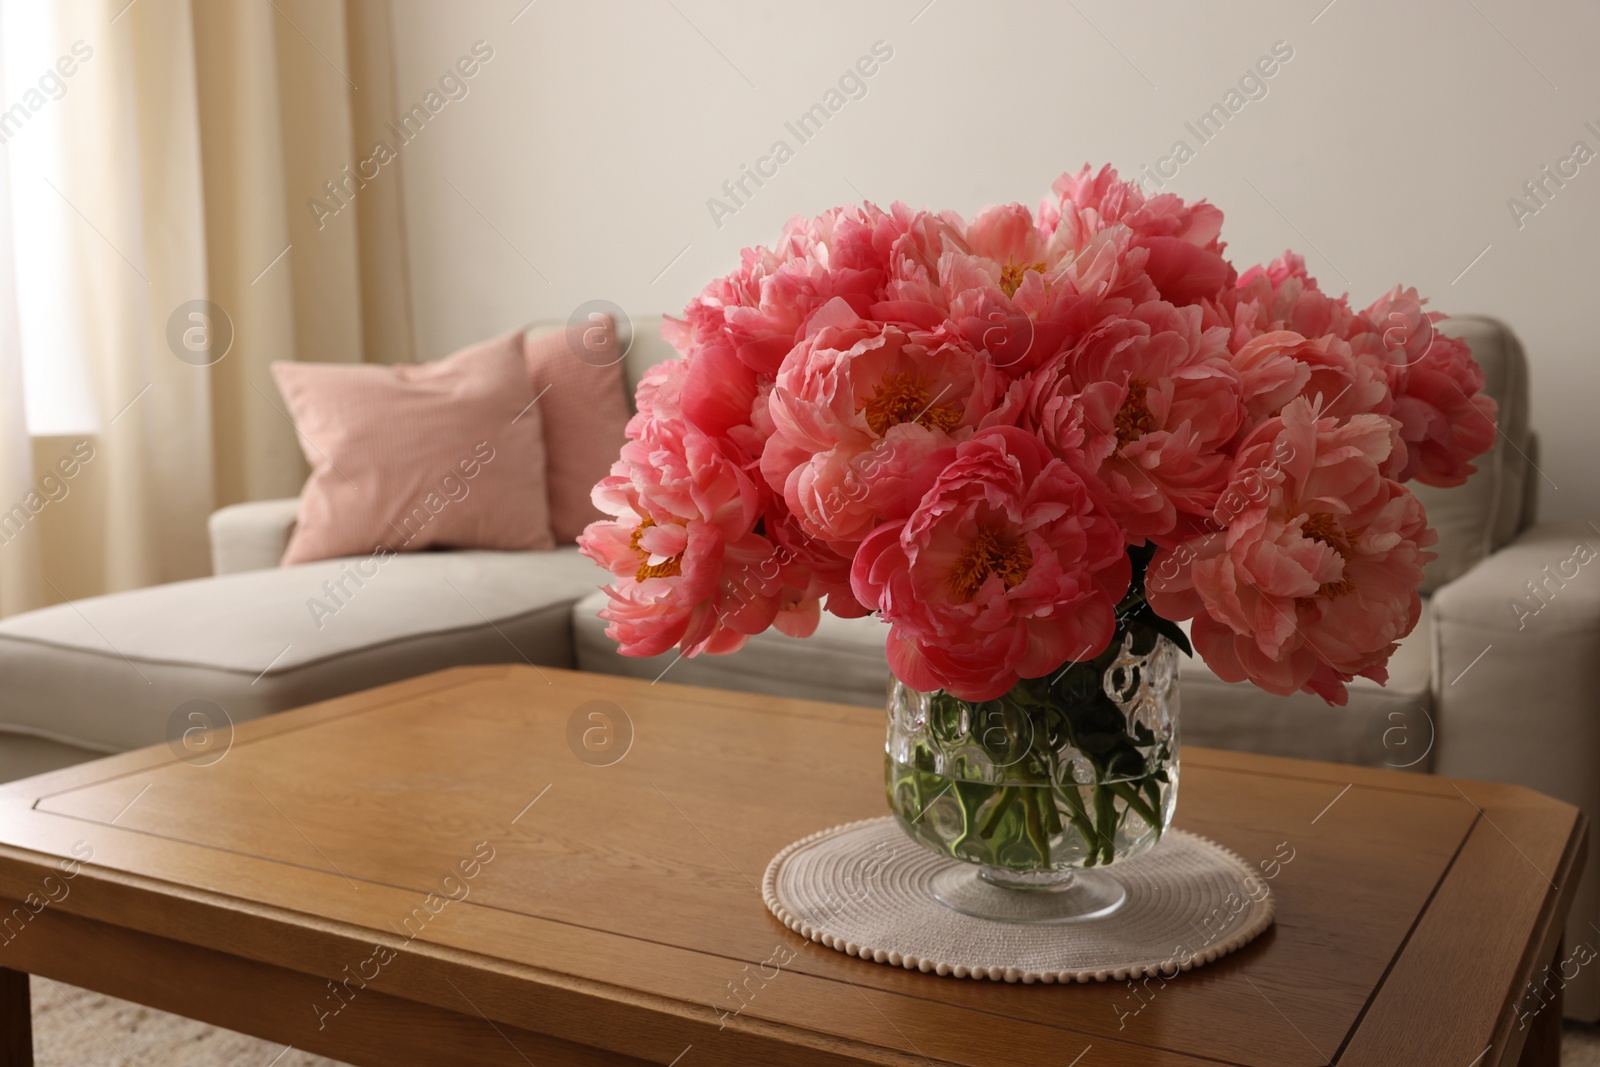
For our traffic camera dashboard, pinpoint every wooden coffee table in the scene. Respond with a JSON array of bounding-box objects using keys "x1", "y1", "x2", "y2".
[{"x1": 0, "y1": 665, "x2": 1582, "y2": 1066}]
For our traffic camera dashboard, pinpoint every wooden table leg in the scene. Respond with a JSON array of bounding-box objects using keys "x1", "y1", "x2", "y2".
[
  {"x1": 0, "y1": 968, "x2": 31, "y2": 1066},
  {"x1": 1517, "y1": 943, "x2": 1562, "y2": 1067}
]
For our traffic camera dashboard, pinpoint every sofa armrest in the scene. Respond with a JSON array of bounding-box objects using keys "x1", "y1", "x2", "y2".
[
  {"x1": 207, "y1": 498, "x2": 300, "y2": 575},
  {"x1": 1431, "y1": 517, "x2": 1600, "y2": 1020}
]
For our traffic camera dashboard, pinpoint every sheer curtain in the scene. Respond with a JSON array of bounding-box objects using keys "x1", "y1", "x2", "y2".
[
  {"x1": 0, "y1": 0, "x2": 411, "y2": 616},
  {"x1": 0, "y1": 108, "x2": 40, "y2": 617}
]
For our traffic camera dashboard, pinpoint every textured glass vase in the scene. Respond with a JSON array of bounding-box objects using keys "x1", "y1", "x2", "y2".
[{"x1": 885, "y1": 631, "x2": 1180, "y2": 922}]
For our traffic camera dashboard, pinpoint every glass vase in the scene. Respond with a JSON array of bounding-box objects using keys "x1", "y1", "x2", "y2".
[{"x1": 884, "y1": 629, "x2": 1180, "y2": 923}]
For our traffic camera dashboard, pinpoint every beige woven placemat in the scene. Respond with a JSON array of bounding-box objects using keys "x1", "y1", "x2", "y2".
[{"x1": 763, "y1": 817, "x2": 1273, "y2": 983}]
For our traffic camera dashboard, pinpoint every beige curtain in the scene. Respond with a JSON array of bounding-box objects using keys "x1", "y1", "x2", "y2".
[
  {"x1": 0, "y1": 132, "x2": 41, "y2": 618},
  {"x1": 5, "y1": 0, "x2": 412, "y2": 614}
]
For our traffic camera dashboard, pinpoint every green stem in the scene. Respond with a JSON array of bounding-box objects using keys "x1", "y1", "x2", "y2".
[
  {"x1": 948, "y1": 781, "x2": 984, "y2": 853},
  {"x1": 1039, "y1": 785, "x2": 1064, "y2": 837},
  {"x1": 1140, "y1": 776, "x2": 1165, "y2": 838},
  {"x1": 1023, "y1": 785, "x2": 1051, "y2": 866},
  {"x1": 1054, "y1": 781, "x2": 1101, "y2": 865},
  {"x1": 1106, "y1": 780, "x2": 1161, "y2": 833},
  {"x1": 979, "y1": 785, "x2": 1018, "y2": 838},
  {"x1": 1093, "y1": 784, "x2": 1118, "y2": 865}
]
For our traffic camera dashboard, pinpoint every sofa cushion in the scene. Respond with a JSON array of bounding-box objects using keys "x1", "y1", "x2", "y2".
[
  {"x1": 1177, "y1": 606, "x2": 1435, "y2": 769},
  {"x1": 1413, "y1": 317, "x2": 1530, "y2": 593},
  {"x1": 0, "y1": 549, "x2": 601, "y2": 755},
  {"x1": 272, "y1": 331, "x2": 555, "y2": 565},
  {"x1": 573, "y1": 588, "x2": 891, "y2": 708},
  {"x1": 523, "y1": 321, "x2": 630, "y2": 544}
]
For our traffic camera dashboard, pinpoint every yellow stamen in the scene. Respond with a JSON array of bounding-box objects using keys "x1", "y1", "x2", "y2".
[
  {"x1": 948, "y1": 524, "x2": 1033, "y2": 601},
  {"x1": 999, "y1": 261, "x2": 1047, "y2": 298},
  {"x1": 1302, "y1": 512, "x2": 1355, "y2": 598},
  {"x1": 860, "y1": 372, "x2": 962, "y2": 436},
  {"x1": 1113, "y1": 380, "x2": 1156, "y2": 450},
  {"x1": 630, "y1": 517, "x2": 683, "y2": 581}
]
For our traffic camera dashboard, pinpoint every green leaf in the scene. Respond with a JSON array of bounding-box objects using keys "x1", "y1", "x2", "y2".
[{"x1": 1133, "y1": 606, "x2": 1193, "y2": 657}]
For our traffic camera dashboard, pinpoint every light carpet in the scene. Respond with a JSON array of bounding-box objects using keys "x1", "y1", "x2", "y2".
[
  {"x1": 31, "y1": 978, "x2": 348, "y2": 1067},
  {"x1": 23, "y1": 976, "x2": 1600, "y2": 1064}
]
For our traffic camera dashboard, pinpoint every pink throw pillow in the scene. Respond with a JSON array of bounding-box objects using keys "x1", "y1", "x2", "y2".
[
  {"x1": 525, "y1": 317, "x2": 631, "y2": 544},
  {"x1": 273, "y1": 332, "x2": 555, "y2": 566}
]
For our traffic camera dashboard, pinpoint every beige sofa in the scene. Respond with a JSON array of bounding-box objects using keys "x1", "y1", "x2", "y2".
[{"x1": 0, "y1": 315, "x2": 1594, "y2": 1017}]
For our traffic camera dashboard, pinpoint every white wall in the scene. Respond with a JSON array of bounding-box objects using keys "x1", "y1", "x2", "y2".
[{"x1": 389, "y1": 0, "x2": 1600, "y2": 521}]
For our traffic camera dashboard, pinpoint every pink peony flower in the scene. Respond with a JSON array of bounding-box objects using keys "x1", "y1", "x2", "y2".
[
  {"x1": 763, "y1": 506, "x2": 867, "y2": 619},
  {"x1": 867, "y1": 201, "x2": 971, "y2": 328},
  {"x1": 1222, "y1": 253, "x2": 1360, "y2": 347},
  {"x1": 1360, "y1": 287, "x2": 1497, "y2": 487},
  {"x1": 762, "y1": 299, "x2": 1005, "y2": 547},
  {"x1": 1146, "y1": 398, "x2": 1437, "y2": 703},
  {"x1": 850, "y1": 427, "x2": 1131, "y2": 700},
  {"x1": 589, "y1": 169, "x2": 1493, "y2": 709},
  {"x1": 957, "y1": 203, "x2": 1057, "y2": 299},
  {"x1": 1045, "y1": 164, "x2": 1235, "y2": 305},
  {"x1": 1229, "y1": 329, "x2": 1391, "y2": 426},
  {"x1": 1024, "y1": 300, "x2": 1244, "y2": 542},
  {"x1": 581, "y1": 414, "x2": 785, "y2": 658},
  {"x1": 945, "y1": 205, "x2": 1162, "y2": 376},
  {"x1": 721, "y1": 254, "x2": 884, "y2": 377}
]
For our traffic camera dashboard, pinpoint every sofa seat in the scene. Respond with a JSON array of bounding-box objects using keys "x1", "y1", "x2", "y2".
[
  {"x1": 0, "y1": 548, "x2": 602, "y2": 774},
  {"x1": 573, "y1": 588, "x2": 893, "y2": 708},
  {"x1": 573, "y1": 588, "x2": 1435, "y2": 770}
]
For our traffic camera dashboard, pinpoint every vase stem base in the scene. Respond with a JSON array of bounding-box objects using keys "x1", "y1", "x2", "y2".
[{"x1": 930, "y1": 866, "x2": 1127, "y2": 924}]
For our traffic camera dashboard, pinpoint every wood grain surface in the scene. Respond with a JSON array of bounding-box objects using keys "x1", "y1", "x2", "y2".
[{"x1": 0, "y1": 665, "x2": 1582, "y2": 1066}]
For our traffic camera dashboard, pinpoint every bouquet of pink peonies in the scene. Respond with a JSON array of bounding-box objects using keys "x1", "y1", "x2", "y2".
[{"x1": 580, "y1": 166, "x2": 1496, "y2": 707}]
